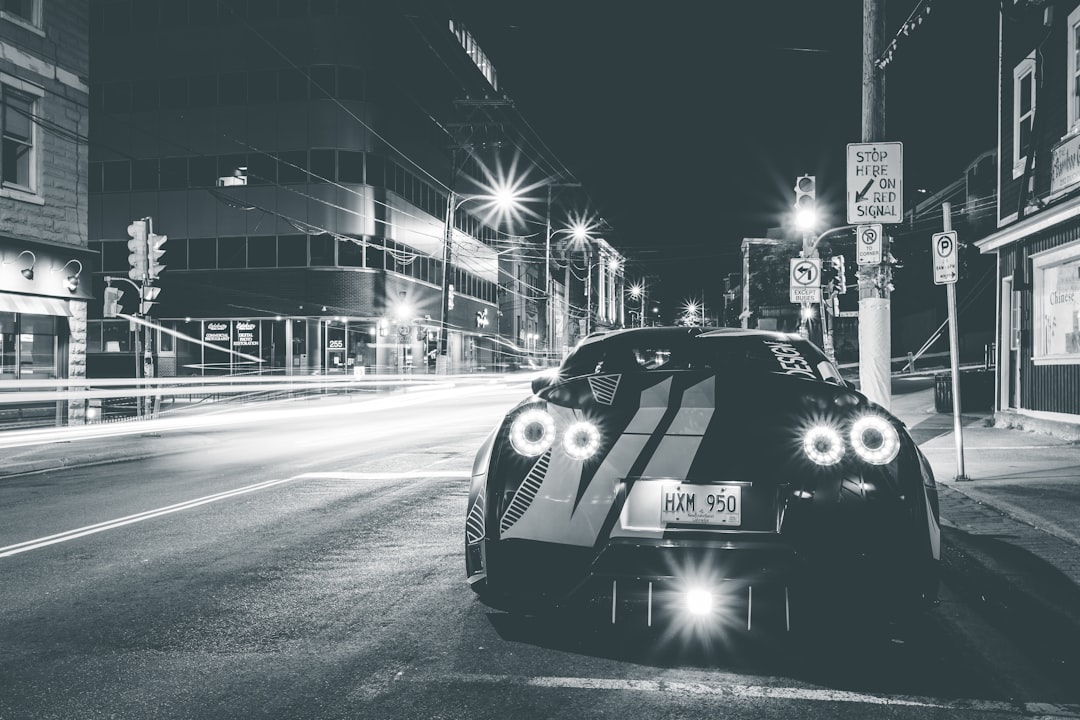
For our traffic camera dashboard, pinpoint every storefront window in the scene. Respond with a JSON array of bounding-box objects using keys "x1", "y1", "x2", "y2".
[
  {"x1": 1033, "y1": 241, "x2": 1080, "y2": 363},
  {"x1": 102, "y1": 319, "x2": 132, "y2": 353},
  {"x1": 14, "y1": 314, "x2": 57, "y2": 378},
  {"x1": 0, "y1": 311, "x2": 14, "y2": 378}
]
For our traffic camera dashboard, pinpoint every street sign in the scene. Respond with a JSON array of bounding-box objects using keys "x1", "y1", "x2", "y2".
[
  {"x1": 789, "y1": 257, "x2": 822, "y2": 304},
  {"x1": 856, "y1": 223, "x2": 884, "y2": 266},
  {"x1": 847, "y1": 142, "x2": 903, "y2": 224},
  {"x1": 932, "y1": 231, "x2": 959, "y2": 285}
]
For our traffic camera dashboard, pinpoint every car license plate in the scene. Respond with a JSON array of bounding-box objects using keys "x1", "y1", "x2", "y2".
[{"x1": 660, "y1": 484, "x2": 741, "y2": 526}]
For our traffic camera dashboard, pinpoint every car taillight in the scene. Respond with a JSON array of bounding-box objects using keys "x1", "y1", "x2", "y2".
[
  {"x1": 802, "y1": 425, "x2": 844, "y2": 466},
  {"x1": 562, "y1": 421, "x2": 601, "y2": 460},
  {"x1": 509, "y1": 408, "x2": 555, "y2": 457},
  {"x1": 850, "y1": 415, "x2": 900, "y2": 465}
]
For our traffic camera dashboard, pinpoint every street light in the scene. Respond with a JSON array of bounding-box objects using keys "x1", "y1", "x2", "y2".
[
  {"x1": 629, "y1": 282, "x2": 647, "y2": 328},
  {"x1": 545, "y1": 219, "x2": 592, "y2": 352},
  {"x1": 438, "y1": 188, "x2": 524, "y2": 373},
  {"x1": 682, "y1": 299, "x2": 705, "y2": 327}
]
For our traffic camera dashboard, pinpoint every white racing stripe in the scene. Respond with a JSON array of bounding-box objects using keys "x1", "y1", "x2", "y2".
[
  {"x1": 423, "y1": 674, "x2": 1080, "y2": 717},
  {"x1": 0, "y1": 469, "x2": 470, "y2": 558}
]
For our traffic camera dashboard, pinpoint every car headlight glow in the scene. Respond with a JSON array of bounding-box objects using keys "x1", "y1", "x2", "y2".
[
  {"x1": 802, "y1": 425, "x2": 844, "y2": 466},
  {"x1": 850, "y1": 415, "x2": 900, "y2": 465},
  {"x1": 509, "y1": 408, "x2": 555, "y2": 457},
  {"x1": 562, "y1": 420, "x2": 601, "y2": 460}
]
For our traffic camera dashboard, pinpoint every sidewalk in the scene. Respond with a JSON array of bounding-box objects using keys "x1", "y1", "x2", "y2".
[{"x1": 892, "y1": 383, "x2": 1080, "y2": 683}]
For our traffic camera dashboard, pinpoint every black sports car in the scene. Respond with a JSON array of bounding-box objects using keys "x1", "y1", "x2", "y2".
[{"x1": 465, "y1": 327, "x2": 940, "y2": 633}]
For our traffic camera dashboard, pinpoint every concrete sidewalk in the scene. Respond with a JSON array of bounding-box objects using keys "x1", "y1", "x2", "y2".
[{"x1": 892, "y1": 383, "x2": 1080, "y2": 684}]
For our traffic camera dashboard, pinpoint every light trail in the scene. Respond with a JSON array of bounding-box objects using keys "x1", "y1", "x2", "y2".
[
  {"x1": 0, "y1": 470, "x2": 470, "y2": 558},
  {"x1": 416, "y1": 674, "x2": 1080, "y2": 718}
]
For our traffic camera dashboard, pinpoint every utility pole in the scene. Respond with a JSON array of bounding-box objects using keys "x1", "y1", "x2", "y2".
[{"x1": 859, "y1": 0, "x2": 891, "y2": 409}]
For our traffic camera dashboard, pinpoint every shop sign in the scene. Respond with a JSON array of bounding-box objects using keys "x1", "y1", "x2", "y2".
[
  {"x1": 1051, "y1": 133, "x2": 1080, "y2": 196},
  {"x1": 233, "y1": 320, "x2": 259, "y2": 347},
  {"x1": 204, "y1": 321, "x2": 230, "y2": 345}
]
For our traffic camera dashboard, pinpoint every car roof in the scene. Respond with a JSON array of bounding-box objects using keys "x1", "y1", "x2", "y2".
[{"x1": 575, "y1": 326, "x2": 804, "y2": 348}]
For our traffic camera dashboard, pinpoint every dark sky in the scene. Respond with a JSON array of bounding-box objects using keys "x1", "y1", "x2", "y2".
[{"x1": 456, "y1": 2, "x2": 999, "y2": 315}]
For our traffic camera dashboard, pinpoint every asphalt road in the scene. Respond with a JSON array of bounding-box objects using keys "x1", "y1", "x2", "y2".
[{"x1": 1, "y1": 382, "x2": 1077, "y2": 719}]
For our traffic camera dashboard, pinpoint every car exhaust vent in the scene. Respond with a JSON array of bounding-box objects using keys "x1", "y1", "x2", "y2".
[
  {"x1": 500, "y1": 450, "x2": 551, "y2": 534},
  {"x1": 588, "y1": 374, "x2": 621, "y2": 405},
  {"x1": 465, "y1": 491, "x2": 486, "y2": 545}
]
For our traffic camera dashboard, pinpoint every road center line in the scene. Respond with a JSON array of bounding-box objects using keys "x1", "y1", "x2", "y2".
[{"x1": 0, "y1": 470, "x2": 470, "y2": 558}]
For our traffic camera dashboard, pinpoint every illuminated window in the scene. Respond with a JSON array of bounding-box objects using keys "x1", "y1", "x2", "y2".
[{"x1": 1031, "y1": 241, "x2": 1080, "y2": 363}]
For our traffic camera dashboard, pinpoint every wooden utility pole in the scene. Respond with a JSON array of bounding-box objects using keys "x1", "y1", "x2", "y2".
[{"x1": 859, "y1": 0, "x2": 892, "y2": 409}]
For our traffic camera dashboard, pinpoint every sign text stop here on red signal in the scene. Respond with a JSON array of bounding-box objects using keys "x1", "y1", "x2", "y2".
[{"x1": 847, "y1": 142, "x2": 903, "y2": 224}]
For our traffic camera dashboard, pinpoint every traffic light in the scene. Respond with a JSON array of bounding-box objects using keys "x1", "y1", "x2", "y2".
[
  {"x1": 830, "y1": 255, "x2": 846, "y2": 294},
  {"x1": 140, "y1": 285, "x2": 161, "y2": 315},
  {"x1": 793, "y1": 175, "x2": 816, "y2": 231},
  {"x1": 103, "y1": 286, "x2": 123, "y2": 318},
  {"x1": 127, "y1": 219, "x2": 148, "y2": 281},
  {"x1": 147, "y1": 233, "x2": 167, "y2": 279}
]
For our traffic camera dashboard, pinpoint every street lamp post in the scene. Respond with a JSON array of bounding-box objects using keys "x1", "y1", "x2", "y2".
[
  {"x1": 629, "y1": 282, "x2": 647, "y2": 328},
  {"x1": 438, "y1": 189, "x2": 521, "y2": 374}
]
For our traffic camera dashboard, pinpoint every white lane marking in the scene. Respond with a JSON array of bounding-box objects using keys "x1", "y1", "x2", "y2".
[
  {"x1": 0, "y1": 470, "x2": 470, "y2": 558},
  {"x1": 299, "y1": 471, "x2": 470, "y2": 481},
  {"x1": 922, "y1": 445, "x2": 1067, "y2": 451},
  {"x1": 423, "y1": 674, "x2": 1080, "y2": 717}
]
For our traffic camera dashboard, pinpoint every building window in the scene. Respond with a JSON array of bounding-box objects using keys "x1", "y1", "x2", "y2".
[
  {"x1": 1032, "y1": 240, "x2": 1080, "y2": 363},
  {"x1": 1013, "y1": 55, "x2": 1036, "y2": 179},
  {"x1": 1, "y1": 83, "x2": 36, "y2": 193},
  {"x1": 2, "y1": 0, "x2": 41, "y2": 29},
  {"x1": 1070, "y1": 7, "x2": 1080, "y2": 133}
]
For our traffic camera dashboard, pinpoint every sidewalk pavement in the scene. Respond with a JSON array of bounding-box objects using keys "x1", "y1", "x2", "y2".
[{"x1": 891, "y1": 380, "x2": 1080, "y2": 677}]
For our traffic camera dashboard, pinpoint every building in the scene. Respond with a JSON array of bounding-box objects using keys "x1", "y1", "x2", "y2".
[
  {"x1": 0, "y1": 0, "x2": 92, "y2": 429},
  {"x1": 87, "y1": 1, "x2": 623, "y2": 379},
  {"x1": 976, "y1": 1, "x2": 1080, "y2": 437}
]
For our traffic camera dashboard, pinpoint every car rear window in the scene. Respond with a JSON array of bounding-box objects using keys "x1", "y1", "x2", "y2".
[{"x1": 560, "y1": 335, "x2": 839, "y2": 382}]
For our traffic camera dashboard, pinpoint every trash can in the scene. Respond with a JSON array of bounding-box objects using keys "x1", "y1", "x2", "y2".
[{"x1": 934, "y1": 369, "x2": 994, "y2": 413}]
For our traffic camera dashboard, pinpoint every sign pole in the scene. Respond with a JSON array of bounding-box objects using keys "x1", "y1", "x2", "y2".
[{"x1": 942, "y1": 203, "x2": 968, "y2": 481}]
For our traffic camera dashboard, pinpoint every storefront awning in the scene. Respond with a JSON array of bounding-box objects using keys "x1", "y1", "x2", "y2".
[{"x1": 0, "y1": 292, "x2": 73, "y2": 316}]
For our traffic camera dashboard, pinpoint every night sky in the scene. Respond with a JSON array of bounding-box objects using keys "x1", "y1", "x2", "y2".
[{"x1": 456, "y1": 1, "x2": 999, "y2": 316}]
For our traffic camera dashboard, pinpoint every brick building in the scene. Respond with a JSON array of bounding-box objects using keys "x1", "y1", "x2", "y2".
[{"x1": 0, "y1": 0, "x2": 92, "y2": 428}]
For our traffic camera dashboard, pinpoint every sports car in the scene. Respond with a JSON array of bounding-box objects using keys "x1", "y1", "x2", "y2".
[{"x1": 465, "y1": 327, "x2": 940, "y2": 633}]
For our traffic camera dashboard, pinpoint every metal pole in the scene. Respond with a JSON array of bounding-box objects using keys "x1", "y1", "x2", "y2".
[
  {"x1": 741, "y1": 241, "x2": 751, "y2": 329},
  {"x1": 438, "y1": 191, "x2": 455, "y2": 374},
  {"x1": 943, "y1": 202, "x2": 968, "y2": 480},
  {"x1": 544, "y1": 185, "x2": 553, "y2": 358},
  {"x1": 585, "y1": 247, "x2": 592, "y2": 336}
]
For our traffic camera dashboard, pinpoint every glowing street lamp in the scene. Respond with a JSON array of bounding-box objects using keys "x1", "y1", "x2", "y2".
[
  {"x1": 437, "y1": 184, "x2": 527, "y2": 373},
  {"x1": 683, "y1": 299, "x2": 705, "y2": 327},
  {"x1": 549, "y1": 216, "x2": 599, "y2": 346},
  {"x1": 629, "y1": 282, "x2": 647, "y2": 328}
]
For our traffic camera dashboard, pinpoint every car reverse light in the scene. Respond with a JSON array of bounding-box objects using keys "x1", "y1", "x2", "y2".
[
  {"x1": 850, "y1": 415, "x2": 900, "y2": 465},
  {"x1": 802, "y1": 425, "x2": 844, "y2": 466},
  {"x1": 562, "y1": 420, "x2": 601, "y2": 460},
  {"x1": 509, "y1": 408, "x2": 555, "y2": 457},
  {"x1": 685, "y1": 588, "x2": 715, "y2": 616}
]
